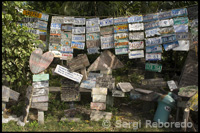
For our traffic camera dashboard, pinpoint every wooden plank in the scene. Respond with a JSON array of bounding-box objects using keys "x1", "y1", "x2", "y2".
[
  {"x1": 2, "y1": 85, "x2": 10, "y2": 102},
  {"x1": 90, "y1": 110, "x2": 112, "y2": 121},
  {"x1": 90, "y1": 102, "x2": 106, "y2": 110},
  {"x1": 9, "y1": 89, "x2": 20, "y2": 101},
  {"x1": 92, "y1": 88, "x2": 108, "y2": 95},
  {"x1": 112, "y1": 89, "x2": 125, "y2": 97},
  {"x1": 31, "y1": 102, "x2": 48, "y2": 111},
  {"x1": 135, "y1": 88, "x2": 153, "y2": 94},
  {"x1": 32, "y1": 81, "x2": 49, "y2": 89},
  {"x1": 67, "y1": 54, "x2": 90, "y2": 72},
  {"x1": 117, "y1": 82, "x2": 134, "y2": 92},
  {"x1": 29, "y1": 48, "x2": 54, "y2": 74},
  {"x1": 32, "y1": 95, "x2": 49, "y2": 103},
  {"x1": 92, "y1": 95, "x2": 106, "y2": 103},
  {"x1": 32, "y1": 74, "x2": 49, "y2": 82},
  {"x1": 49, "y1": 87, "x2": 61, "y2": 92},
  {"x1": 96, "y1": 77, "x2": 115, "y2": 91},
  {"x1": 81, "y1": 68, "x2": 87, "y2": 81},
  {"x1": 54, "y1": 65, "x2": 83, "y2": 83},
  {"x1": 32, "y1": 88, "x2": 49, "y2": 97}
]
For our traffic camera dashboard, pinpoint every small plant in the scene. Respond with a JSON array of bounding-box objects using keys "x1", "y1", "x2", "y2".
[{"x1": 28, "y1": 120, "x2": 38, "y2": 128}]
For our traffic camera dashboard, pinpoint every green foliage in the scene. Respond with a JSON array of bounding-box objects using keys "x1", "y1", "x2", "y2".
[{"x1": 2, "y1": 1, "x2": 44, "y2": 91}]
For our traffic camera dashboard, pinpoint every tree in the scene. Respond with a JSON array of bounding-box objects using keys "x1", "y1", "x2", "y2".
[{"x1": 2, "y1": 1, "x2": 43, "y2": 93}]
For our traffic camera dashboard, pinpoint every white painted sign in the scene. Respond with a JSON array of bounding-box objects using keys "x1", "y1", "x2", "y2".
[
  {"x1": 128, "y1": 15, "x2": 143, "y2": 23},
  {"x1": 159, "y1": 19, "x2": 174, "y2": 27},
  {"x1": 92, "y1": 88, "x2": 108, "y2": 95},
  {"x1": 129, "y1": 32, "x2": 144, "y2": 40},
  {"x1": 173, "y1": 40, "x2": 189, "y2": 51},
  {"x1": 100, "y1": 18, "x2": 113, "y2": 27},
  {"x1": 129, "y1": 23, "x2": 144, "y2": 31},
  {"x1": 129, "y1": 41, "x2": 144, "y2": 50},
  {"x1": 32, "y1": 81, "x2": 49, "y2": 89},
  {"x1": 54, "y1": 65, "x2": 83, "y2": 83},
  {"x1": 145, "y1": 53, "x2": 162, "y2": 61},
  {"x1": 86, "y1": 18, "x2": 100, "y2": 27},
  {"x1": 86, "y1": 26, "x2": 100, "y2": 33},
  {"x1": 101, "y1": 35, "x2": 114, "y2": 49},
  {"x1": 145, "y1": 28, "x2": 160, "y2": 38},
  {"x1": 72, "y1": 27, "x2": 85, "y2": 34},
  {"x1": 128, "y1": 50, "x2": 144, "y2": 59},
  {"x1": 73, "y1": 18, "x2": 85, "y2": 25},
  {"x1": 167, "y1": 80, "x2": 177, "y2": 91},
  {"x1": 63, "y1": 17, "x2": 74, "y2": 24},
  {"x1": 60, "y1": 53, "x2": 73, "y2": 60}
]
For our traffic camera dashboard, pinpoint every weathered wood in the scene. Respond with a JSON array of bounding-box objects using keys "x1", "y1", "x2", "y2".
[
  {"x1": 49, "y1": 87, "x2": 61, "y2": 92},
  {"x1": 32, "y1": 87, "x2": 49, "y2": 97},
  {"x1": 112, "y1": 90, "x2": 125, "y2": 97},
  {"x1": 182, "y1": 108, "x2": 190, "y2": 132},
  {"x1": 31, "y1": 102, "x2": 48, "y2": 111},
  {"x1": 32, "y1": 95, "x2": 49, "y2": 103},
  {"x1": 90, "y1": 102, "x2": 106, "y2": 110},
  {"x1": 81, "y1": 68, "x2": 87, "y2": 81},
  {"x1": 90, "y1": 110, "x2": 112, "y2": 121},
  {"x1": 2, "y1": 102, "x2": 6, "y2": 111},
  {"x1": 87, "y1": 50, "x2": 124, "y2": 72},
  {"x1": 38, "y1": 110, "x2": 44, "y2": 125},
  {"x1": 96, "y1": 76, "x2": 115, "y2": 91},
  {"x1": 9, "y1": 89, "x2": 20, "y2": 101},
  {"x1": 92, "y1": 95, "x2": 106, "y2": 103},
  {"x1": 61, "y1": 88, "x2": 80, "y2": 102},
  {"x1": 32, "y1": 81, "x2": 49, "y2": 89},
  {"x1": 32, "y1": 74, "x2": 49, "y2": 82},
  {"x1": 141, "y1": 78, "x2": 167, "y2": 88},
  {"x1": 2, "y1": 85, "x2": 10, "y2": 102},
  {"x1": 29, "y1": 48, "x2": 54, "y2": 74},
  {"x1": 135, "y1": 88, "x2": 153, "y2": 94},
  {"x1": 117, "y1": 82, "x2": 134, "y2": 92},
  {"x1": 92, "y1": 88, "x2": 107, "y2": 95}
]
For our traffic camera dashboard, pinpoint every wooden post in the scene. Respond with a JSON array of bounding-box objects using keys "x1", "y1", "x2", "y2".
[
  {"x1": 38, "y1": 110, "x2": 44, "y2": 124},
  {"x1": 182, "y1": 107, "x2": 190, "y2": 132},
  {"x1": 81, "y1": 68, "x2": 87, "y2": 81}
]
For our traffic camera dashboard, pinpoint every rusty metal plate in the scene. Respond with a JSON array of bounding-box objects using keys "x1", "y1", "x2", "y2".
[{"x1": 29, "y1": 48, "x2": 54, "y2": 74}]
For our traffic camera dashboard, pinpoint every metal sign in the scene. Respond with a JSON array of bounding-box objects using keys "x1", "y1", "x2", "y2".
[
  {"x1": 100, "y1": 18, "x2": 113, "y2": 27},
  {"x1": 87, "y1": 50, "x2": 124, "y2": 71},
  {"x1": 128, "y1": 15, "x2": 143, "y2": 23},
  {"x1": 145, "y1": 28, "x2": 160, "y2": 37},
  {"x1": 60, "y1": 53, "x2": 73, "y2": 60},
  {"x1": 41, "y1": 13, "x2": 49, "y2": 21},
  {"x1": 114, "y1": 33, "x2": 128, "y2": 40},
  {"x1": 49, "y1": 36, "x2": 61, "y2": 43},
  {"x1": 159, "y1": 27, "x2": 175, "y2": 34},
  {"x1": 143, "y1": 13, "x2": 158, "y2": 22},
  {"x1": 86, "y1": 33, "x2": 100, "y2": 40},
  {"x1": 145, "y1": 63, "x2": 162, "y2": 72},
  {"x1": 72, "y1": 27, "x2": 85, "y2": 34},
  {"x1": 187, "y1": 5, "x2": 198, "y2": 20},
  {"x1": 86, "y1": 18, "x2": 100, "y2": 27},
  {"x1": 173, "y1": 17, "x2": 189, "y2": 25},
  {"x1": 54, "y1": 65, "x2": 83, "y2": 83},
  {"x1": 90, "y1": 102, "x2": 106, "y2": 110},
  {"x1": 80, "y1": 80, "x2": 96, "y2": 89},
  {"x1": 61, "y1": 88, "x2": 80, "y2": 101},
  {"x1": 175, "y1": 32, "x2": 190, "y2": 40},
  {"x1": 129, "y1": 23, "x2": 144, "y2": 31},
  {"x1": 159, "y1": 19, "x2": 174, "y2": 27},
  {"x1": 101, "y1": 35, "x2": 114, "y2": 49},
  {"x1": 100, "y1": 26, "x2": 114, "y2": 35},
  {"x1": 60, "y1": 46, "x2": 73, "y2": 53},
  {"x1": 128, "y1": 50, "x2": 144, "y2": 59},
  {"x1": 26, "y1": 29, "x2": 39, "y2": 34},
  {"x1": 33, "y1": 74, "x2": 49, "y2": 82},
  {"x1": 29, "y1": 48, "x2": 54, "y2": 74},
  {"x1": 61, "y1": 24, "x2": 72, "y2": 31},
  {"x1": 117, "y1": 82, "x2": 134, "y2": 92},
  {"x1": 114, "y1": 24, "x2": 128, "y2": 33},
  {"x1": 173, "y1": 24, "x2": 188, "y2": 33},
  {"x1": 163, "y1": 41, "x2": 179, "y2": 51},
  {"x1": 144, "y1": 21, "x2": 159, "y2": 30},
  {"x1": 23, "y1": 10, "x2": 42, "y2": 18},
  {"x1": 114, "y1": 39, "x2": 129, "y2": 47},
  {"x1": 173, "y1": 40, "x2": 189, "y2": 51},
  {"x1": 129, "y1": 41, "x2": 144, "y2": 50},
  {"x1": 171, "y1": 8, "x2": 188, "y2": 17},
  {"x1": 71, "y1": 41, "x2": 85, "y2": 49},
  {"x1": 146, "y1": 45, "x2": 162, "y2": 53},
  {"x1": 114, "y1": 17, "x2": 128, "y2": 25},
  {"x1": 86, "y1": 26, "x2": 100, "y2": 33},
  {"x1": 72, "y1": 34, "x2": 85, "y2": 42},
  {"x1": 92, "y1": 87, "x2": 108, "y2": 95},
  {"x1": 51, "y1": 23, "x2": 62, "y2": 29},
  {"x1": 167, "y1": 80, "x2": 177, "y2": 91},
  {"x1": 61, "y1": 39, "x2": 71, "y2": 46},
  {"x1": 38, "y1": 21, "x2": 48, "y2": 30},
  {"x1": 87, "y1": 47, "x2": 100, "y2": 54},
  {"x1": 50, "y1": 29, "x2": 61, "y2": 36},
  {"x1": 49, "y1": 43, "x2": 61, "y2": 51},
  {"x1": 51, "y1": 16, "x2": 64, "y2": 23},
  {"x1": 21, "y1": 17, "x2": 39, "y2": 23},
  {"x1": 112, "y1": 90, "x2": 125, "y2": 97},
  {"x1": 67, "y1": 54, "x2": 90, "y2": 71},
  {"x1": 115, "y1": 46, "x2": 129, "y2": 55},
  {"x1": 145, "y1": 53, "x2": 162, "y2": 61},
  {"x1": 129, "y1": 32, "x2": 144, "y2": 40},
  {"x1": 162, "y1": 34, "x2": 177, "y2": 43},
  {"x1": 86, "y1": 40, "x2": 100, "y2": 48},
  {"x1": 32, "y1": 81, "x2": 49, "y2": 89},
  {"x1": 73, "y1": 18, "x2": 85, "y2": 25},
  {"x1": 158, "y1": 11, "x2": 172, "y2": 20},
  {"x1": 63, "y1": 17, "x2": 74, "y2": 24},
  {"x1": 92, "y1": 95, "x2": 107, "y2": 103},
  {"x1": 61, "y1": 32, "x2": 72, "y2": 39},
  {"x1": 145, "y1": 37, "x2": 162, "y2": 46}
]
